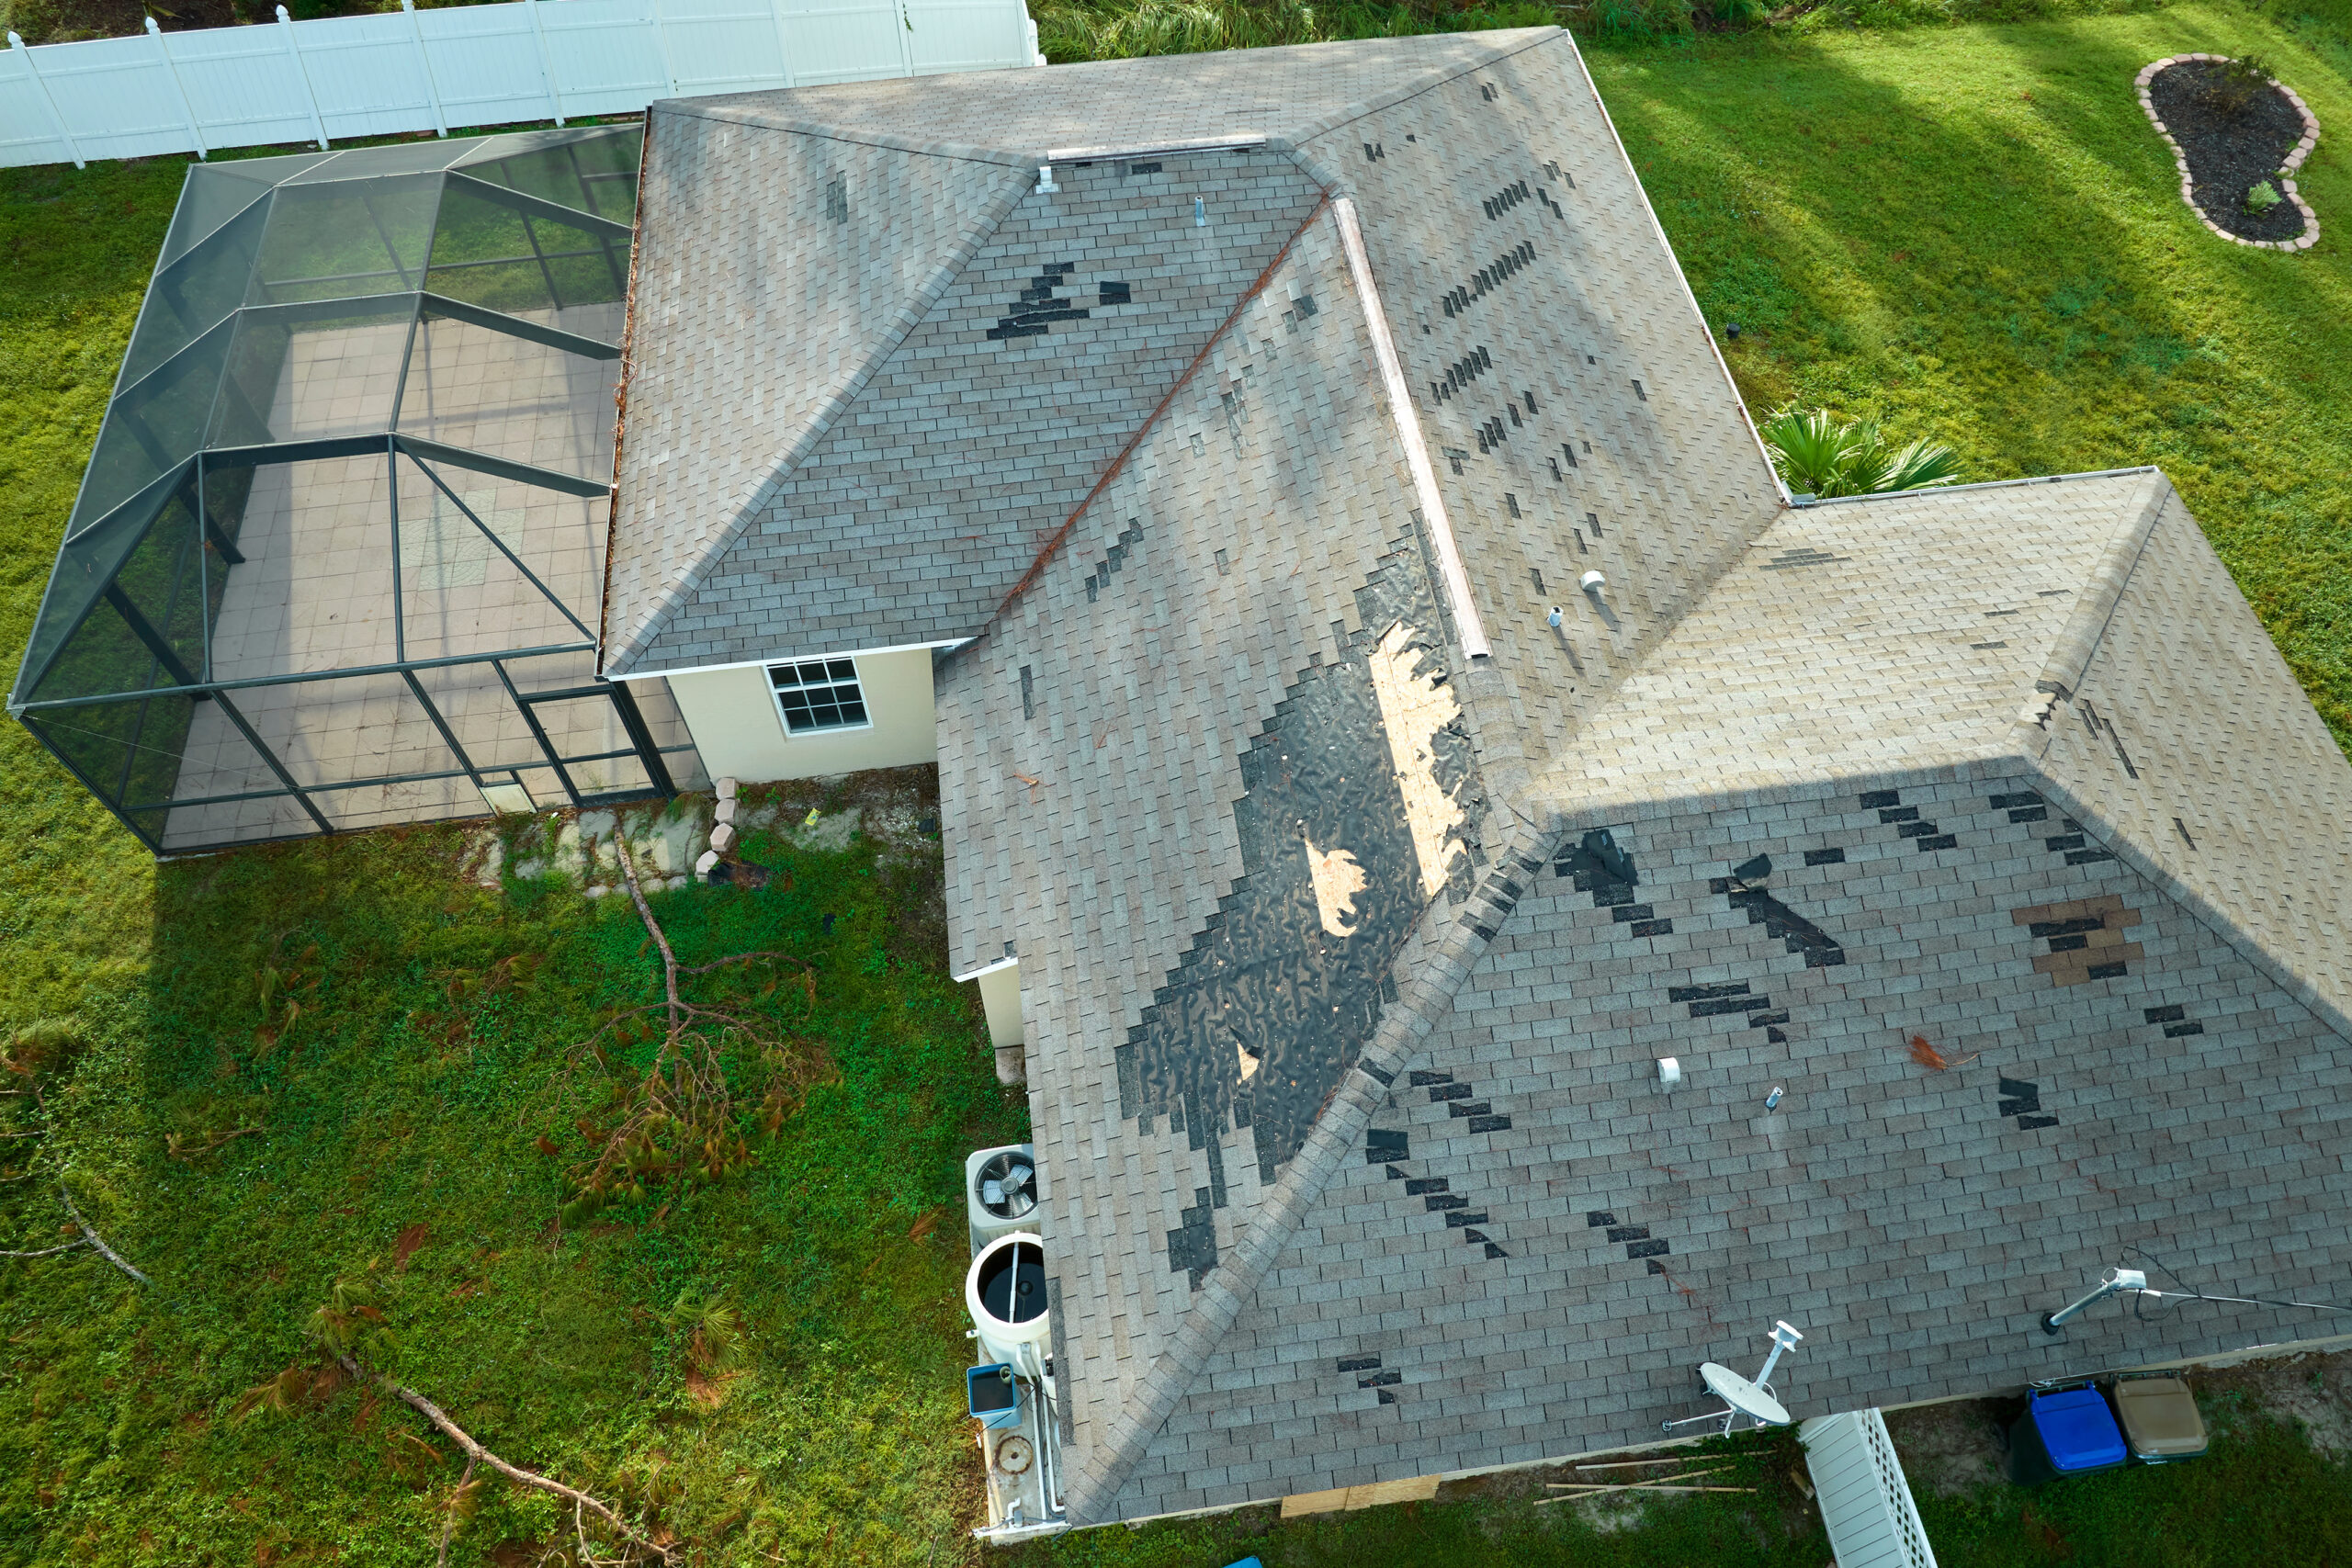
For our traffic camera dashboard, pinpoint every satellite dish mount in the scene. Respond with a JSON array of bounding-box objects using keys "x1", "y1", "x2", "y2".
[{"x1": 1661, "y1": 1320, "x2": 1804, "y2": 1436}]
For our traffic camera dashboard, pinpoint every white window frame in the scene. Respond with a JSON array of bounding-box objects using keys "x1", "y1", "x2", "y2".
[{"x1": 766, "y1": 654, "x2": 873, "y2": 739}]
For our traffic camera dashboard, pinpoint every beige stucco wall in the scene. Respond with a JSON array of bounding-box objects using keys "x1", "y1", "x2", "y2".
[{"x1": 650, "y1": 647, "x2": 938, "y2": 783}]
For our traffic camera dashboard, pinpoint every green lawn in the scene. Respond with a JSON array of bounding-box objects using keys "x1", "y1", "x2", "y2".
[{"x1": 3, "y1": 2, "x2": 2351, "y2": 1564}]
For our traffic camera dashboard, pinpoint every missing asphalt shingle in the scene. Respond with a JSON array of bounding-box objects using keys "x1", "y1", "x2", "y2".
[
  {"x1": 1430, "y1": 344, "x2": 1495, "y2": 404},
  {"x1": 1439, "y1": 241, "x2": 1539, "y2": 318},
  {"x1": 1019, "y1": 666, "x2": 1034, "y2": 719},
  {"x1": 987, "y1": 261, "x2": 1090, "y2": 343},
  {"x1": 824, "y1": 173, "x2": 848, "y2": 222},
  {"x1": 1764, "y1": 547, "x2": 1854, "y2": 571},
  {"x1": 1166, "y1": 1187, "x2": 1218, "y2": 1286},
  {"x1": 1480, "y1": 178, "x2": 1531, "y2": 219},
  {"x1": 1099, "y1": 280, "x2": 1131, "y2": 306},
  {"x1": 1996, "y1": 1077, "x2": 2058, "y2": 1131},
  {"x1": 1725, "y1": 877, "x2": 1848, "y2": 967},
  {"x1": 1804, "y1": 848, "x2": 1846, "y2": 865},
  {"x1": 1336, "y1": 1353, "x2": 1381, "y2": 1372}
]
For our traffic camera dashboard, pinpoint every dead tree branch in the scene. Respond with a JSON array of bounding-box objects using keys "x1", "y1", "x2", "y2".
[
  {"x1": 0, "y1": 1239, "x2": 87, "y2": 1260},
  {"x1": 615, "y1": 839, "x2": 682, "y2": 1031},
  {"x1": 436, "y1": 1453, "x2": 477, "y2": 1568},
  {"x1": 336, "y1": 1352, "x2": 673, "y2": 1564},
  {"x1": 557, "y1": 833, "x2": 826, "y2": 1221},
  {"x1": 57, "y1": 1184, "x2": 150, "y2": 1284}
]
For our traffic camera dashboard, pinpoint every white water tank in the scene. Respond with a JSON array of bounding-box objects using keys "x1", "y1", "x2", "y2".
[{"x1": 967, "y1": 1231, "x2": 1051, "y2": 1371}]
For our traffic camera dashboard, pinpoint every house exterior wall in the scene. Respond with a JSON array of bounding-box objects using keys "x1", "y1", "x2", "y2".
[{"x1": 650, "y1": 648, "x2": 938, "y2": 783}]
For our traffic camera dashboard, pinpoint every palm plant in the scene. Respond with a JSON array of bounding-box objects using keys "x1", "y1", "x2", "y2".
[{"x1": 1759, "y1": 407, "x2": 1963, "y2": 499}]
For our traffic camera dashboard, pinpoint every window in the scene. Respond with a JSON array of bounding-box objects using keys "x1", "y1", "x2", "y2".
[{"x1": 768, "y1": 657, "x2": 868, "y2": 735}]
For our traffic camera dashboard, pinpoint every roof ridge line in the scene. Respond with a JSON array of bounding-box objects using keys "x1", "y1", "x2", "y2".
[
  {"x1": 661, "y1": 28, "x2": 1560, "y2": 171},
  {"x1": 2029, "y1": 468, "x2": 2172, "y2": 704},
  {"x1": 1268, "y1": 26, "x2": 1566, "y2": 177},
  {"x1": 1061, "y1": 815, "x2": 1565, "y2": 1523},
  {"x1": 602, "y1": 162, "x2": 1034, "y2": 678},
  {"x1": 653, "y1": 96, "x2": 1026, "y2": 165},
  {"x1": 1792, "y1": 464, "x2": 2163, "y2": 507}
]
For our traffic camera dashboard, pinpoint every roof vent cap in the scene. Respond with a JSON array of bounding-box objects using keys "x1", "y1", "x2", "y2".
[{"x1": 1035, "y1": 164, "x2": 1058, "y2": 194}]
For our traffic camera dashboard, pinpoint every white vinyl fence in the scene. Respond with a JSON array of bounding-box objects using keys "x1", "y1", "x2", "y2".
[{"x1": 0, "y1": 0, "x2": 1042, "y2": 169}]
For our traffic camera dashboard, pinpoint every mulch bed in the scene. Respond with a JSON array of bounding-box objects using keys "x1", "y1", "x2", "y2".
[{"x1": 2141, "y1": 58, "x2": 2319, "y2": 248}]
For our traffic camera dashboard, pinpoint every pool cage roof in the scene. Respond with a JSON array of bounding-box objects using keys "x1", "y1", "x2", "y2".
[{"x1": 10, "y1": 125, "x2": 701, "y2": 856}]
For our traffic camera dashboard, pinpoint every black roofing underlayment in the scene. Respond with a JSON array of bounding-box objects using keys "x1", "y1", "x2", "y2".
[{"x1": 1116, "y1": 523, "x2": 1487, "y2": 1286}]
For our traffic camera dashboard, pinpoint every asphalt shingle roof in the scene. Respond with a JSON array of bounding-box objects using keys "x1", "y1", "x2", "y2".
[{"x1": 609, "y1": 28, "x2": 2352, "y2": 1529}]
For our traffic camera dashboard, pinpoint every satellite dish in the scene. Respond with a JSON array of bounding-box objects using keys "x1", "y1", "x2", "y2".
[{"x1": 1663, "y1": 1320, "x2": 1804, "y2": 1435}]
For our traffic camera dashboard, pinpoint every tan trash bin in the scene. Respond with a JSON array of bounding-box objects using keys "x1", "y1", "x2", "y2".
[{"x1": 2111, "y1": 1375, "x2": 2208, "y2": 1463}]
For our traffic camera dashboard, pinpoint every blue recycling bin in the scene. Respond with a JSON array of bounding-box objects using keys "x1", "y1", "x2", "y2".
[{"x1": 2006, "y1": 1382, "x2": 2127, "y2": 1483}]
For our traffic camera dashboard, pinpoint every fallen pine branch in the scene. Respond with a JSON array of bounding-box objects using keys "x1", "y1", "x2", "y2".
[
  {"x1": 436, "y1": 1453, "x2": 477, "y2": 1568},
  {"x1": 555, "y1": 834, "x2": 825, "y2": 1223},
  {"x1": 166, "y1": 1125, "x2": 264, "y2": 1161},
  {"x1": 335, "y1": 1351, "x2": 674, "y2": 1564},
  {"x1": 56, "y1": 1185, "x2": 149, "y2": 1285}
]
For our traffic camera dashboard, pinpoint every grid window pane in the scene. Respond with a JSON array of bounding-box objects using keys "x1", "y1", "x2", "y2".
[{"x1": 769, "y1": 657, "x2": 868, "y2": 734}]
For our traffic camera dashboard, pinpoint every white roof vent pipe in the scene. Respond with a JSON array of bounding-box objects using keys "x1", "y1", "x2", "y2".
[
  {"x1": 967, "y1": 1231, "x2": 1053, "y2": 1371},
  {"x1": 1580, "y1": 570, "x2": 1607, "y2": 596},
  {"x1": 1035, "y1": 164, "x2": 1058, "y2": 195}
]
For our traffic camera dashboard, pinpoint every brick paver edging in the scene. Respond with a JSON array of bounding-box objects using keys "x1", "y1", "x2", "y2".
[{"x1": 2135, "y1": 55, "x2": 2321, "y2": 253}]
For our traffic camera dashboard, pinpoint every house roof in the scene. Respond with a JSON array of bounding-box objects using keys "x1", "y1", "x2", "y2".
[
  {"x1": 602, "y1": 28, "x2": 1615, "y2": 676},
  {"x1": 608, "y1": 28, "x2": 2352, "y2": 1527},
  {"x1": 1074, "y1": 467, "x2": 2352, "y2": 1518}
]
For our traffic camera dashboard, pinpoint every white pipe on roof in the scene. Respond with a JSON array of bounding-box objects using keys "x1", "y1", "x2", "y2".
[{"x1": 1331, "y1": 196, "x2": 1491, "y2": 661}]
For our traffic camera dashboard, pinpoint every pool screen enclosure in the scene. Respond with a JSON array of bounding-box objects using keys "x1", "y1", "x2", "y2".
[{"x1": 9, "y1": 125, "x2": 699, "y2": 855}]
